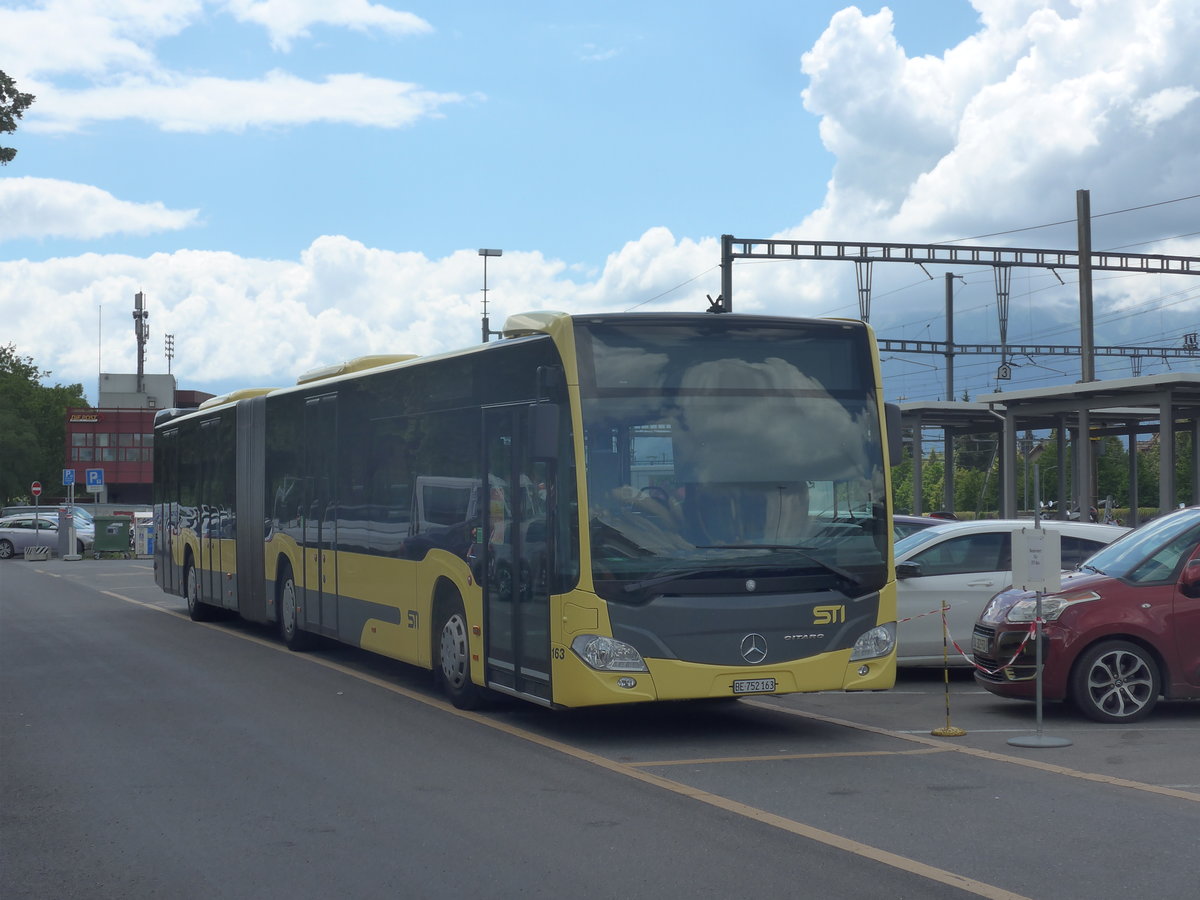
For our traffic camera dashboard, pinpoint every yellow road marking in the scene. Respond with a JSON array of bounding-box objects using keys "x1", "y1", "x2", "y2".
[
  {"x1": 746, "y1": 700, "x2": 1200, "y2": 803},
  {"x1": 627, "y1": 747, "x2": 950, "y2": 766},
  {"x1": 99, "y1": 590, "x2": 1029, "y2": 899}
]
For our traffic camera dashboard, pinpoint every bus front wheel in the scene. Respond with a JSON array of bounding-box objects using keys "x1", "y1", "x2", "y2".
[
  {"x1": 435, "y1": 594, "x2": 482, "y2": 710},
  {"x1": 278, "y1": 563, "x2": 316, "y2": 651}
]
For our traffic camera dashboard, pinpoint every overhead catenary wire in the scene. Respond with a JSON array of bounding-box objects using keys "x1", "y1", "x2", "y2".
[
  {"x1": 627, "y1": 193, "x2": 1199, "y2": 401},
  {"x1": 624, "y1": 265, "x2": 720, "y2": 312},
  {"x1": 938, "y1": 192, "x2": 1200, "y2": 244}
]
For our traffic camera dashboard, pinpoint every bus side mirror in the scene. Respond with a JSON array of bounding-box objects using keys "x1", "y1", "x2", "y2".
[
  {"x1": 885, "y1": 403, "x2": 902, "y2": 463},
  {"x1": 529, "y1": 403, "x2": 560, "y2": 461}
]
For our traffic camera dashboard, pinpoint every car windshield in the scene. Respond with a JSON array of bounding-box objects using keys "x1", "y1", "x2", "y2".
[
  {"x1": 894, "y1": 522, "x2": 963, "y2": 556},
  {"x1": 1079, "y1": 508, "x2": 1200, "y2": 583},
  {"x1": 575, "y1": 317, "x2": 889, "y2": 601}
]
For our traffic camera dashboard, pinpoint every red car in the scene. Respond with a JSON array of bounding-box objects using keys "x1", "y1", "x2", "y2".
[{"x1": 972, "y1": 506, "x2": 1200, "y2": 723}]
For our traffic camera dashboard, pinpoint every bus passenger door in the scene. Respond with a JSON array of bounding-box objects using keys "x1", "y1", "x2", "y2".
[
  {"x1": 483, "y1": 405, "x2": 552, "y2": 704},
  {"x1": 303, "y1": 394, "x2": 339, "y2": 637}
]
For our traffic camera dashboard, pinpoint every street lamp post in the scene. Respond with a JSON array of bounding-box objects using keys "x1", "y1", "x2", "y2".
[{"x1": 479, "y1": 248, "x2": 502, "y2": 343}]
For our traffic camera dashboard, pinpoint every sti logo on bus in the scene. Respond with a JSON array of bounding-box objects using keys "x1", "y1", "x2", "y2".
[{"x1": 813, "y1": 605, "x2": 846, "y2": 625}]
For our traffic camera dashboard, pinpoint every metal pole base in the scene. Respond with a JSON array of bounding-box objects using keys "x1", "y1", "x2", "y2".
[{"x1": 1007, "y1": 734, "x2": 1073, "y2": 748}]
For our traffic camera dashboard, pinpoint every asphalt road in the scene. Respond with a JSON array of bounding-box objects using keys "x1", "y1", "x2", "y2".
[{"x1": 3, "y1": 558, "x2": 1198, "y2": 900}]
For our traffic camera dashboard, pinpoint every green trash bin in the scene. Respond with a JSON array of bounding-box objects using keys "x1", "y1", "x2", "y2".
[{"x1": 93, "y1": 516, "x2": 132, "y2": 557}]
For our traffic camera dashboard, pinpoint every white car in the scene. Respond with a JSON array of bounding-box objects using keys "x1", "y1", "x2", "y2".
[{"x1": 894, "y1": 519, "x2": 1129, "y2": 666}]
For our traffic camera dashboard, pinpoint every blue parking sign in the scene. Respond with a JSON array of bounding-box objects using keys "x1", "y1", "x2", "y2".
[
  {"x1": 63, "y1": 468, "x2": 76, "y2": 486},
  {"x1": 86, "y1": 468, "x2": 104, "y2": 487}
]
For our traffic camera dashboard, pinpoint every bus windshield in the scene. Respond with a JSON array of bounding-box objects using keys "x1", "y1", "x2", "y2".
[{"x1": 575, "y1": 317, "x2": 889, "y2": 601}]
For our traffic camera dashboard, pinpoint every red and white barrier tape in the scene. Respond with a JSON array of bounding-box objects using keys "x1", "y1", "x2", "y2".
[
  {"x1": 898, "y1": 605, "x2": 947, "y2": 624},
  {"x1": 936, "y1": 604, "x2": 1037, "y2": 674}
]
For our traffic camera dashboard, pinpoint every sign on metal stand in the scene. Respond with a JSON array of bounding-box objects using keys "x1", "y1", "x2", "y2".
[
  {"x1": 1008, "y1": 461, "x2": 1072, "y2": 749},
  {"x1": 31, "y1": 481, "x2": 44, "y2": 541},
  {"x1": 62, "y1": 468, "x2": 81, "y2": 561}
]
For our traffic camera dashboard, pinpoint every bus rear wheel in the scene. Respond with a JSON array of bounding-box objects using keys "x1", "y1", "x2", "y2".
[
  {"x1": 278, "y1": 562, "x2": 316, "y2": 651},
  {"x1": 435, "y1": 594, "x2": 482, "y2": 710},
  {"x1": 185, "y1": 560, "x2": 216, "y2": 622}
]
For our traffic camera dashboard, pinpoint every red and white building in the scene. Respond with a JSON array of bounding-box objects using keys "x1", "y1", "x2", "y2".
[{"x1": 64, "y1": 373, "x2": 212, "y2": 504}]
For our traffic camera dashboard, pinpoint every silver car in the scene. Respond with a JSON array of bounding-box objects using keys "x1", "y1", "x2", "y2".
[{"x1": 0, "y1": 514, "x2": 95, "y2": 558}]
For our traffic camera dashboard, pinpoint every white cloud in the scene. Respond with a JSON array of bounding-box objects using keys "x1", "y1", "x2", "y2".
[
  {"x1": 0, "y1": 0, "x2": 201, "y2": 80},
  {"x1": 797, "y1": 0, "x2": 1200, "y2": 245},
  {"x1": 223, "y1": 0, "x2": 433, "y2": 52},
  {"x1": 0, "y1": 1, "x2": 458, "y2": 134},
  {"x1": 1136, "y1": 85, "x2": 1199, "y2": 129},
  {"x1": 0, "y1": 178, "x2": 200, "y2": 241},
  {"x1": 0, "y1": 231, "x2": 727, "y2": 397},
  {"x1": 578, "y1": 44, "x2": 622, "y2": 63},
  {"x1": 29, "y1": 70, "x2": 468, "y2": 134}
]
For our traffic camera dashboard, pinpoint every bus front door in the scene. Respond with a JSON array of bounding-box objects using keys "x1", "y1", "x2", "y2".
[
  {"x1": 483, "y1": 405, "x2": 552, "y2": 704},
  {"x1": 302, "y1": 394, "x2": 339, "y2": 638}
]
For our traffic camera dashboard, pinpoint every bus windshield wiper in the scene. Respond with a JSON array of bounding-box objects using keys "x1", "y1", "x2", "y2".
[
  {"x1": 620, "y1": 562, "x2": 768, "y2": 594},
  {"x1": 696, "y1": 545, "x2": 862, "y2": 591},
  {"x1": 622, "y1": 550, "x2": 863, "y2": 594}
]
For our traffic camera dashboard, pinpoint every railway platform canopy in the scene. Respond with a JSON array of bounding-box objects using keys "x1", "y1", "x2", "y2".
[{"x1": 898, "y1": 373, "x2": 1200, "y2": 526}]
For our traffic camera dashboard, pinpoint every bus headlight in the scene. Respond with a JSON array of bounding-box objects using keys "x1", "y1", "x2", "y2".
[
  {"x1": 850, "y1": 623, "x2": 896, "y2": 661},
  {"x1": 571, "y1": 635, "x2": 649, "y2": 672}
]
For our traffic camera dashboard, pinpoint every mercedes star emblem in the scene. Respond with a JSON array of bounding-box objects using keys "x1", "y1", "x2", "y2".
[{"x1": 740, "y1": 633, "x2": 768, "y2": 664}]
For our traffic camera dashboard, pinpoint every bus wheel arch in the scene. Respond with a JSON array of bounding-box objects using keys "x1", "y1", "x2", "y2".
[
  {"x1": 432, "y1": 580, "x2": 482, "y2": 709},
  {"x1": 277, "y1": 557, "x2": 316, "y2": 651}
]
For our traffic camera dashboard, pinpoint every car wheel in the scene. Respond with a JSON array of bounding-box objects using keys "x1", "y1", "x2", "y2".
[
  {"x1": 0, "y1": 539, "x2": 14, "y2": 560},
  {"x1": 1070, "y1": 640, "x2": 1160, "y2": 723},
  {"x1": 435, "y1": 592, "x2": 482, "y2": 709},
  {"x1": 278, "y1": 562, "x2": 315, "y2": 650},
  {"x1": 185, "y1": 560, "x2": 216, "y2": 622}
]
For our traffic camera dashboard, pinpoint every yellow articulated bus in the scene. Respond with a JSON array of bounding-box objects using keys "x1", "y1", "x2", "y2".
[{"x1": 154, "y1": 311, "x2": 901, "y2": 709}]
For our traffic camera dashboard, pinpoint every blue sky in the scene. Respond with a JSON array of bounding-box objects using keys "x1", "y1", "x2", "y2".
[{"x1": 2, "y1": 0, "x2": 1198, "y2": 406}]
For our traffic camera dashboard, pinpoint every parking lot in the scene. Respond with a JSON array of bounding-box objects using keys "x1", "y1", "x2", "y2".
[
  {"x1": 6, "y1": 556, "x2": 1199, "y2": 899},
  {"x1": 22, "y1": 555, "x2": 1200, "y2": 789}
]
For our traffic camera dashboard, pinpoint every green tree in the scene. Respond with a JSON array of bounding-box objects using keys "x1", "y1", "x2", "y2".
[
  {"x1": 920, "y1": 451, "x2": 945, "y2": 512},
  {"x1": 1, "y1": 69, "x2": 35, "y2": 165},
  {"x1": 1095, "y1": 436, "x2": 1130, "y2": 507},
  {"x1": 890, "y1": 444, "x2": 914, "y2": 513},
  {"x1": 954, "y1": 466, "x2": 990, "y2": 517},
  {"x1": 0, "y1": 345, "x2": 88, "y2": 504},
  {"x1": 1135, "y1": 432, "x2": 1195, "y2": 513}
]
